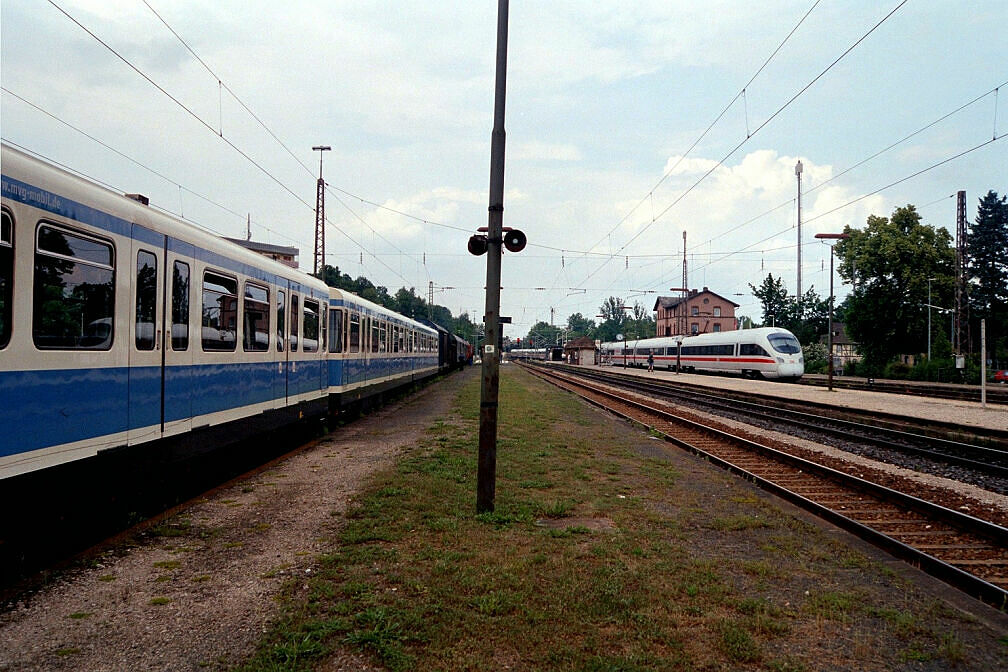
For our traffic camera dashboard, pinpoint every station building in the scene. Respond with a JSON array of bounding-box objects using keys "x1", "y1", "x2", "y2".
[{"x1": 653, "y1": 287, "x2": 739, "y2": 336}]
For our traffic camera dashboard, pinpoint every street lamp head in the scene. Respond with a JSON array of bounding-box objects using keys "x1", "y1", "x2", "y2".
[
  {"x1": 814, "y1": 233, "x2": 848, "y2": 240},
  {"x1": 312, "y1": 145, "x2": 332, "y2": 152}
]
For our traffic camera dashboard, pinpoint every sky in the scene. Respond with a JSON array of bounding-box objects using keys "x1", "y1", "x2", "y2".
[{"x1": 2, "y1": 0, "x2": 1006, "y2": 341}]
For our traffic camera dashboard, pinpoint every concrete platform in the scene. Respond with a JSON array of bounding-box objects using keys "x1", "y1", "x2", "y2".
[{"x1": 583, "y1": 363, "x2": 1008, "y2": 432}]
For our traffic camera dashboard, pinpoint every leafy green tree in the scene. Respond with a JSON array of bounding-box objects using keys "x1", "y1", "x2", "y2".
[
  {"x1": 749, "y1": 273, "x2": 789, "y2": 328},
  {"x1": 523, "y1": 321, "x2": 561, "y2": 348},
  {"x1": 968, "y1": 190, "x2": 1008, "y2": 363},
  {"x1": 834, "y1": 204, "x2": 955, "y2": 373},
  {"x1": 565, "y1": 312, "x2": 596, "y2": 339},
  {"x1": 594, "y1": 297, "x2": 629, "y2": 342},
  {"x1": 748, "y1": 274, "x2": 828, "y2": 343}
]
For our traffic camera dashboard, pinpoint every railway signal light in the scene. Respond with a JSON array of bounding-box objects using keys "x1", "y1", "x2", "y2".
[
  {"x1": 503, "y1": 228, "x2": 526, "y2": 253},
  {"x1": 468, "y1": 234, "x2": 489, "y2": 256},
  {"x1": 469, "y1": 227, "x2": 526, "y2": 256}
]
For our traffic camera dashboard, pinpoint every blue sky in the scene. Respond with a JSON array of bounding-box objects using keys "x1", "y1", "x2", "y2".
[{"x1": 2, "y1": 1, "x2": 1005, "y2": 338}]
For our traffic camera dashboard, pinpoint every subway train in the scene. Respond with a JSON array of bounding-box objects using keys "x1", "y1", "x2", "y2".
[
  {"x1": 600, "y1": 327, "x2": 805, "y2": 380},
  {"x1": 0, "y1": 143, "x2": 469, "y2": 482}
]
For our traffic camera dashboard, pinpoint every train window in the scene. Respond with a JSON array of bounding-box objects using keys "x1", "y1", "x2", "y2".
[
  {"x1": 302, "y1": 299, "x2": 319, "y2": 353},
  {"x1": 290, "y1": 294, "x2": 299, "y2": 351},
  {"x1": 329, "y1": 309, "x2": 344, "y2": 353},
  {"x1": 276, "y1": 290, "x2": 285, "y2": 352},
  {"x1": 201, "y1": 271, "x2": 237, "y2": 351},
  {"x1": 171, "y1": 261, "x2": 190, "y2": 350},
  {"x1": 0, "y1": 209, "x2": 12, "y2": 349},
  {"x1": 740, "y1": 343, "x2": 769, "y2": 357},
  {"x1": 768, "y1": 333, "x2": 801, "y2": 354},
  {"x1": 243, "y1": 282, "x2": 269, "y2": 352},
  {"x1": 135, "y1": 250, "x2": 158, "y2": 351},
  {"x1": 33, "y1": 223, "x2": 114, "y2": 350},
  {"x1": 349, "y1": 312, "x2": 360, "y2": 353},
  {"x1": 321, "y1": 305, "x2": 327, "y2": 352},
  {"x1": 371, "y1": 320, "x2": 380, "y2": 353}
]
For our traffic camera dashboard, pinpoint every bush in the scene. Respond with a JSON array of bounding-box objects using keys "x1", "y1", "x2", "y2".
[{"x1": 883, "y1": 361, "x2": 912, "y2": 379}]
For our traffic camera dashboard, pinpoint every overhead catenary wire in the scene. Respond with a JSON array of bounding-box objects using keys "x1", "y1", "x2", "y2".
[{"x1": 45, "y1": 0, "x2": 423, "y2": 289}]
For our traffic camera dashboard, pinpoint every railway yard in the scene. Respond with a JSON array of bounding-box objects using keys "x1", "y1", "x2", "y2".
[{"x1": 2, "y1": 365, "x2": 1008, "y2": 671}]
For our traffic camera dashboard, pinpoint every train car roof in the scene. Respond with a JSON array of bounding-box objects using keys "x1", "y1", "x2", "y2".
[
  {"x1": 600, "y1": 327, "x2": 799, "y2": 350},
  {"x1": 2, "y1": 143, "x2": 329, "y2": 297}
]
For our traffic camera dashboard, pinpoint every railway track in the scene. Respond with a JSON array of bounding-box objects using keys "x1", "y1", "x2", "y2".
[
  {"x1": 798, "y1": 373, "x2": 1008, "y2": 405},
  {"x1": 526, "y1": 365, "x2": 1008, "y2": 608},
  {"x1": 536, "y1": 362, "x2": 1008, "y2": 477}
]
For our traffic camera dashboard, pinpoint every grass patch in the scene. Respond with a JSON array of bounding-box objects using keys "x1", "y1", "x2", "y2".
[
  {"x1": 240, "y1": 367, "x2": 1005, "y2": 671},
  {"x1": 153, "y1": 560, "x2": 181, "y2": 570},
  {"x1": 148, "y1": 596, "x2": 172, "y2": 606}
]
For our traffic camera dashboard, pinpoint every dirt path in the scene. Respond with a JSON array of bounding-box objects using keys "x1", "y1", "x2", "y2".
[{"x1": 0, "y1": 374, "x2": 465, "y2": 672}]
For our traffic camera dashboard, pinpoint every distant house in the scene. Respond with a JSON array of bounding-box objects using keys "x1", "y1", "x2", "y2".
[
  {"x1": 653, "y1": 287, "x2": 739, "y2": 336},
  {"x1": 563, "y1": 336, "x2": 598, "y2": 365},
  {"x1": 821, "y1": 322, "x2": 860, "y2": 372},
  {"x1": 224, "y1": 237, "x2": 299, "y2": 269}
]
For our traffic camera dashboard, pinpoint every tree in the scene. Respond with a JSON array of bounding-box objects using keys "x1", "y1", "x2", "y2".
[
  {"x1": 566, "y1": 312, "x2": 596, "y2": 340},
  {"x1": 834, "y1": 204, "x2": 955, "y2": 373},
  {"x1": 968, "y1": 190, "x2": 1008, "y2": 363},
  {"x1": 594, "y1": 296, "x2": 629, "y2": 342},
  {"x1": 524, "y1": 321, "x2": 561, "y2": 348},
  {"x1": 749, "y1": 273, "x2": 789, "y2": 328},
  {"x1": 748, "y1": 274, "x2": 828, "y2": 343}
]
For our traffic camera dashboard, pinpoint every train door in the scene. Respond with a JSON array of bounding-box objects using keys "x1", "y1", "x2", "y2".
[
  {"x1": 319, "y1": 301, "x2": 328, "y2": 391},
  {"x1": 275, "y1": 285, "x2": 288, "y2": 406},
  {"x1": 127, "y1": 226, "x2": 165, "y2": 445},
  {"x1": 163, "y1": 241, "x2": 195, "y2": 437}
]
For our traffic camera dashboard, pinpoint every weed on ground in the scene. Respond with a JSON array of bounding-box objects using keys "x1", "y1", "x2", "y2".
[{"x1": 242, "y1": 367, "x2": 1008, "y2": 671}]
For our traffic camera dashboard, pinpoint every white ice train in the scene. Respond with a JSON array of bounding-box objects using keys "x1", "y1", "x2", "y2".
[
  {"x1": 600, "y1": 327, "x2": 805, "y2": 380},
  {"x1": 0, "y1": 143, "x2": 457, "y2": 482}
]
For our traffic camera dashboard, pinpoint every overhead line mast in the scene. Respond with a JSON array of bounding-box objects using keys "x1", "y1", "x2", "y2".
[{"x1": 312, "y1": 145, "x2": 331, "y2": 278}]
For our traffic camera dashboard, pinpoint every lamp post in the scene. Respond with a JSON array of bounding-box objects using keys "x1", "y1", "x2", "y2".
[
  {"x1": 815, "y1": 233, "x2": 849, "y2": 391},
  {"x1": 927, "y1": 277, "x2": 936, "y2": 361}
]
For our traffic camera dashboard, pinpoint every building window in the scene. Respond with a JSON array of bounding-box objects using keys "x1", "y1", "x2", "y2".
[
  {"x1": 691, "y1": 306, "x2": 699, "y2": 316},
  {"x1": 713, "y1": 323, "x2": 721, "y2": 332},
  {"x1": 691, "y1": 323, "x2": 699, "y2": 334},
  {"x1": 713, "y1": 306, "x2": 721, "y2": 317}
]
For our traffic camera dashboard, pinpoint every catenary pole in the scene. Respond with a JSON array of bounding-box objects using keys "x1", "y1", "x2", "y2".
[{"x1": 477, "y1": 0, "x2": 508, "y2": 513}]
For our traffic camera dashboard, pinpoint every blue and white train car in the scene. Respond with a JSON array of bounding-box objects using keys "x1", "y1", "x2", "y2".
[
  {"x1": 0, "y1": 143, "x2": 331, "y2": 480},
  {"x1": 326, "y1": 288, "x2": 439, "y2": 406}
]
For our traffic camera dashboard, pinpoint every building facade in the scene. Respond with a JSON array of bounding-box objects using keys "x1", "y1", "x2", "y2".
[
  {"x1": 653, "y1": 287, "x2": 739, "y2": 336},
  {"x1": 224, "y1": 237, "x2": 299, "y2": 269}
]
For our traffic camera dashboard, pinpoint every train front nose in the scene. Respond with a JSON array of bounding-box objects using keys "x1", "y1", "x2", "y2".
[{"x1": 777, "y1": 356, "x2": 804, "y2": 379}]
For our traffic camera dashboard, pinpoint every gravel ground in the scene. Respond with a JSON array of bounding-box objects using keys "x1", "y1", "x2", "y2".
[{"x1": 0, "y1": 378, "x2": 458, "y2": 672}]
